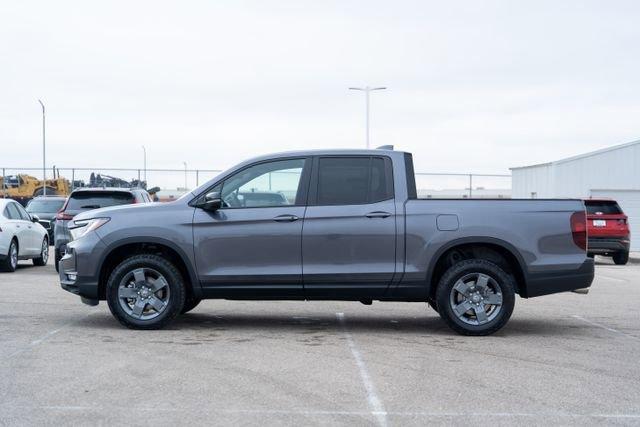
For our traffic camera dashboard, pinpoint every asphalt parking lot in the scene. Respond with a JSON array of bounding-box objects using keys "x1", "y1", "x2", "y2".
[{"x1": 1, "y1": 257, "x2": 639, "y2": 426}]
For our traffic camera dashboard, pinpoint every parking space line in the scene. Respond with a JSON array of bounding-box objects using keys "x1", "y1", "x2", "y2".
[
  {"x1": 336, "y1": 312, "x2": 387, "y2": 427},
  {"x1": 572, "y1": 315, "x2": 640, "y2": 341},
  {"x1": 596, "y1": 274, "x2": 627, "y2": 283},
  {"x1": 1, "y1": 405, "x2": 639, "y2": 420},
  {"x1": 4, "y1": 314, "x2": 90, "y2": 360}
]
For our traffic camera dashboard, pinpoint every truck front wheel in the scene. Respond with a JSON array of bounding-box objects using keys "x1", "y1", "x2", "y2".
[
  {"x1": 436, "y1": 259, "x2": 515, "y2": 336},
  {"x1": 106, "y1": 254, "x2": 185, "y2": 330}
]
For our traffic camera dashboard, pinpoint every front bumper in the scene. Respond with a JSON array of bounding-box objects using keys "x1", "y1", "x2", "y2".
[
  {"x1": 588, "y1": 237, "x2": 630, "y2": 254},
  {"x1": 59, "y1": 232, "x2": 107, "y2": 303}
]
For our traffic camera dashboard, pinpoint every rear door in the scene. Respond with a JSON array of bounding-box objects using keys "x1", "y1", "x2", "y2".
[{"x1": 302, "y1": 156, "x2": 396, "y2": 298}]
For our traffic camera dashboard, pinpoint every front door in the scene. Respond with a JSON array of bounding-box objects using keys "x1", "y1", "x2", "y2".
[
  {"x1": 302, "y1": 156, "x2": 397, "y2": 299},
  {"x1": 193, "y1": 157, "x2": 311, "y2": 298}
]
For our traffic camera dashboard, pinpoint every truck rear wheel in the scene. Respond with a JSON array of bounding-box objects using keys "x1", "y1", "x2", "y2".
[
  {"x1": 106, "y1": 254, "x2": 185, "y2": 330},
  {"x1": 436, "y1": 259, "x2": 515, "y2": 336}
]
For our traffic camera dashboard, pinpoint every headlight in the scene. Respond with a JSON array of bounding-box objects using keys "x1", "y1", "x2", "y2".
[{"x1": 69, "y1": 218, "x2": 110, "y2": 240}]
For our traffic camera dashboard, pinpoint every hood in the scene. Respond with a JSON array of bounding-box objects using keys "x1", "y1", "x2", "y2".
[{"x1": 73, "y1": 202, "x2": 164, "y2": 222}]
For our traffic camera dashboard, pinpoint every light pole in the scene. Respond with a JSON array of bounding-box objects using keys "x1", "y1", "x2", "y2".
[
  {"x1": 142, "y1": 145, "x2": 147, "y2": 182},
  {"x1": 348, "y1": 86, "x2": 386, "y2": 149},
  {"x1": 183, "y1": 161, "x2": 187, "y2": 190},
  {"x1": 38, "y1": 99, "x2": 46, "y2": 196}
]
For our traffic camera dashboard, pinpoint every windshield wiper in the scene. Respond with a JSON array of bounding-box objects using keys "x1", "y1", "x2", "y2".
[{"x1": 80, "y1": 205, "x2": 101, "y2": 209}]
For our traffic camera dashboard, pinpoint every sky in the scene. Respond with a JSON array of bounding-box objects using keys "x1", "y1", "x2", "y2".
[{"x1": 1, "y1": 0, "x2": 639, "y2": 186}]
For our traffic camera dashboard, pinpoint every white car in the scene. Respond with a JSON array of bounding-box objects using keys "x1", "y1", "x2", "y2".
[{"x1": 0, "y1": 199, "x2": 49, "y2": 272}]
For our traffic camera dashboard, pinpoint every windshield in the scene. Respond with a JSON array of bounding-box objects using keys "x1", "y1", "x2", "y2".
[
  {"x1": 66, "y1": 192, "x2": 135, "y2": 211},
  {"x1": 26, "y1": 199, "x2": 66, "y2": 213}
]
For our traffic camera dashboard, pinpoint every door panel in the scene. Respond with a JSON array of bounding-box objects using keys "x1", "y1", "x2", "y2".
[
  {"x1": 192, "y1": 157, "x2": 311, "y2": 298},
  {"x1": 194, "y1": 206, "x2": 306, "y2": 291},
  {"x1": 6, "y1": 203, "x2": 33, "y2": 256},
  {"x1": 302, "y1": 200, "x2": 396, "y2": 297}
]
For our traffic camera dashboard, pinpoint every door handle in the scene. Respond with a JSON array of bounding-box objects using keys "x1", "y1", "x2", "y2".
[
  {"x1": 273, "y1": 214, "x2": 299, "y2": 222},
  {"x1": 365, "y1": 211, "x2": 391, "y2": 219}
]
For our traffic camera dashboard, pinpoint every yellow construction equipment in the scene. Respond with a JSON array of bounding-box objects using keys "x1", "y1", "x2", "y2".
[{"x1": 0, "y1": 174, "x2": 71, "y2": 203}]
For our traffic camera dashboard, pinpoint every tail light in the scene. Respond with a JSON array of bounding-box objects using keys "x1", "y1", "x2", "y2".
[
  {"x1": 570, "y1": 211, "x2": 587, "y2": 251},
  {"x1": 617, "y1": 217, "x2": 628, "y2": 225},
  {"x1": 56, "y1": 198, "x2": 72, "y2": 220},
  {"x1": 56, "y1": 211, "x2": 74, "y2": 220}
]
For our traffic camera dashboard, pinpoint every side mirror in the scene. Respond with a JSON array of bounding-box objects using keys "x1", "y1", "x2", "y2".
[
  {"x1": 198, "y1": 192, "x2": 222, "y2": 211},
  {"x1": 31, "y1": 214, "x2": 40, "y2": 223}
]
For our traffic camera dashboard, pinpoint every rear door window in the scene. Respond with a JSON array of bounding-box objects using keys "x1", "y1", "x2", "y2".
[
  {"x1": 315, "y1": 156, "x2": 394, "y2": 205},
  {"x1": 585, "y1": 201, "x2": 622, "y2": 215},
  {"x1": 66, "y1": 192, "x2": 135, "y2": 211}
]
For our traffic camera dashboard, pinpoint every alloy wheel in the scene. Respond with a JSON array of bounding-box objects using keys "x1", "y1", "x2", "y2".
[
  {"x1": 41, "y1": 240, "x2": 49, "y2": 264},
  {"x1": 449, "y1": 272, "x2": 503, "y2": 326},
  {"x1": 10, "y1": 243, "x2": 17, "y2": 270},
  {"x1": 117, "y1": 268, "x2": 171, "y2": 320}
]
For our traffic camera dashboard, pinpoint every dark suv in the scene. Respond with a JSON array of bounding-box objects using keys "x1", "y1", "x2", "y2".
[
  {"x1": 54, "y1": 188, "x2": 151, "y2": 271},
  {"x1": 25, "y1": 196, "x2": 67, "y2": 243}
]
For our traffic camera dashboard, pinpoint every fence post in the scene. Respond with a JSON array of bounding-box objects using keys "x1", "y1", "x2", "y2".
[
  {"x1": 71, "y1": 169, "x2": 75, "y2": 191},
  {"x1": 138, "y1": 169, "x2": 141, "y2": 186},
  {"x1": 196, "y1": 170, "x2": 199, "y2": 186},
  {"x1": 2, "y1": 168, "x2": 5, "y2": 198},
  {"x1": 469, "y1": 174, "x2": 473, "y2": 198}
]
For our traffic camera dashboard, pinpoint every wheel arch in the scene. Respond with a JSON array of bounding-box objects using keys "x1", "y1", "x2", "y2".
[
  {"x1": 97, "y1": 237, "x2": 200, "y2": 301},
  {"x1": 427, "y1": 237, "x2": 529, "y2": 298}
]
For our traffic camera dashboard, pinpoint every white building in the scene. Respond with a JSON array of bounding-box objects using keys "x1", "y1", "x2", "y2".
[{"x1": 511, "y1": 139, "x2": 640, "y2": 250}]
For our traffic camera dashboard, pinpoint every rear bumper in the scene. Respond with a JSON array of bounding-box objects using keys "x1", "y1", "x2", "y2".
[
  {"x1": 588, "y1": 237, "x2": 630, "y2": 254},
  {"x1": 525, "y1": 258, "x2": 595, "y2": 298}
]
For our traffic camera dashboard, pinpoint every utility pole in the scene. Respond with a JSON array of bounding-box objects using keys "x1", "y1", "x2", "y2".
[
  {"x1": 38, "y1": 99, "x2": 46, "y2": 196},
  {"x1": 183, "y1": 161, "x2": 187, "y2": 190},
  {"x1": 348, "y1": 86, "x2": 386, "y2": 149},
  {"x1": 142, "y1": 145, "x2": 147, "y2": 182}
]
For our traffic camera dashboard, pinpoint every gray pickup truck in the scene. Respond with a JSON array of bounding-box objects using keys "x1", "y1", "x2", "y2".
[{"x1": 59, "y1": 148, "x2": 594, "y2": 335}]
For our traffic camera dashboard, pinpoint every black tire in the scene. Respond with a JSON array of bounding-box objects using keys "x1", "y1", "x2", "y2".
[
  {"x1": 0, "y1": 239, "x2": 18, "y2": 272},
  {"x1": 587, "y1": 253, "x2": 595, "y2": 259},
  {"x1": 106, "y1": 254, "x2": 185, "y2": 330},
  {"x1": 436, "y1": 259, "x2": 516, "y2": 336},
  {"x1": 613, "y1": 251, "x2": 629, "y2": 265},
  {"x1": 55, "y1": 249, "x2": 61, "y2": 272},
  {"x1": 181, "y1": 297, "x2": 202, "y2": 314},
  {"x1": 32, "y1": 237, "x2": 49, "y2": 266}
]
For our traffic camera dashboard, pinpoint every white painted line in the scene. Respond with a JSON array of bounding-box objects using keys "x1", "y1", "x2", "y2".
[
  {"x1": 336, "y1": 312, "x2": 387, "y2": 427},
  {"x1": 572, "y1": 315, "x2": 640, "y2": 341},
  {"x1": 596, "y1": 274, "x2": 627, "y2": 283},
  {"x1": 1, "y1": 405, "x2": 639, "y2": 420},
  {"x1": 4, "y1": 314, "x2": 90, "y2": 359}
]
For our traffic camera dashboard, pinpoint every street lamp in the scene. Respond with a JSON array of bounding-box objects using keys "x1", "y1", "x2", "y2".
[
  {"x1": 348, "y1": 86, "x2": 386, "y2": 149},
  {"x1": 38, "y1": 99, "x2": 46, "y2": 196},
  {"x1": 142, "y1": 145, "x2": 147, "y2": 182},
  {"x1": 183, "y1": 161, "x2": 187, "y2": 190}
]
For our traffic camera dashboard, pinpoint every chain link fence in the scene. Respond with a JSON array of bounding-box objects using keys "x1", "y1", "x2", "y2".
[{"x1": 1, "y1": 167, "x2": 511, "y2": 201}]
